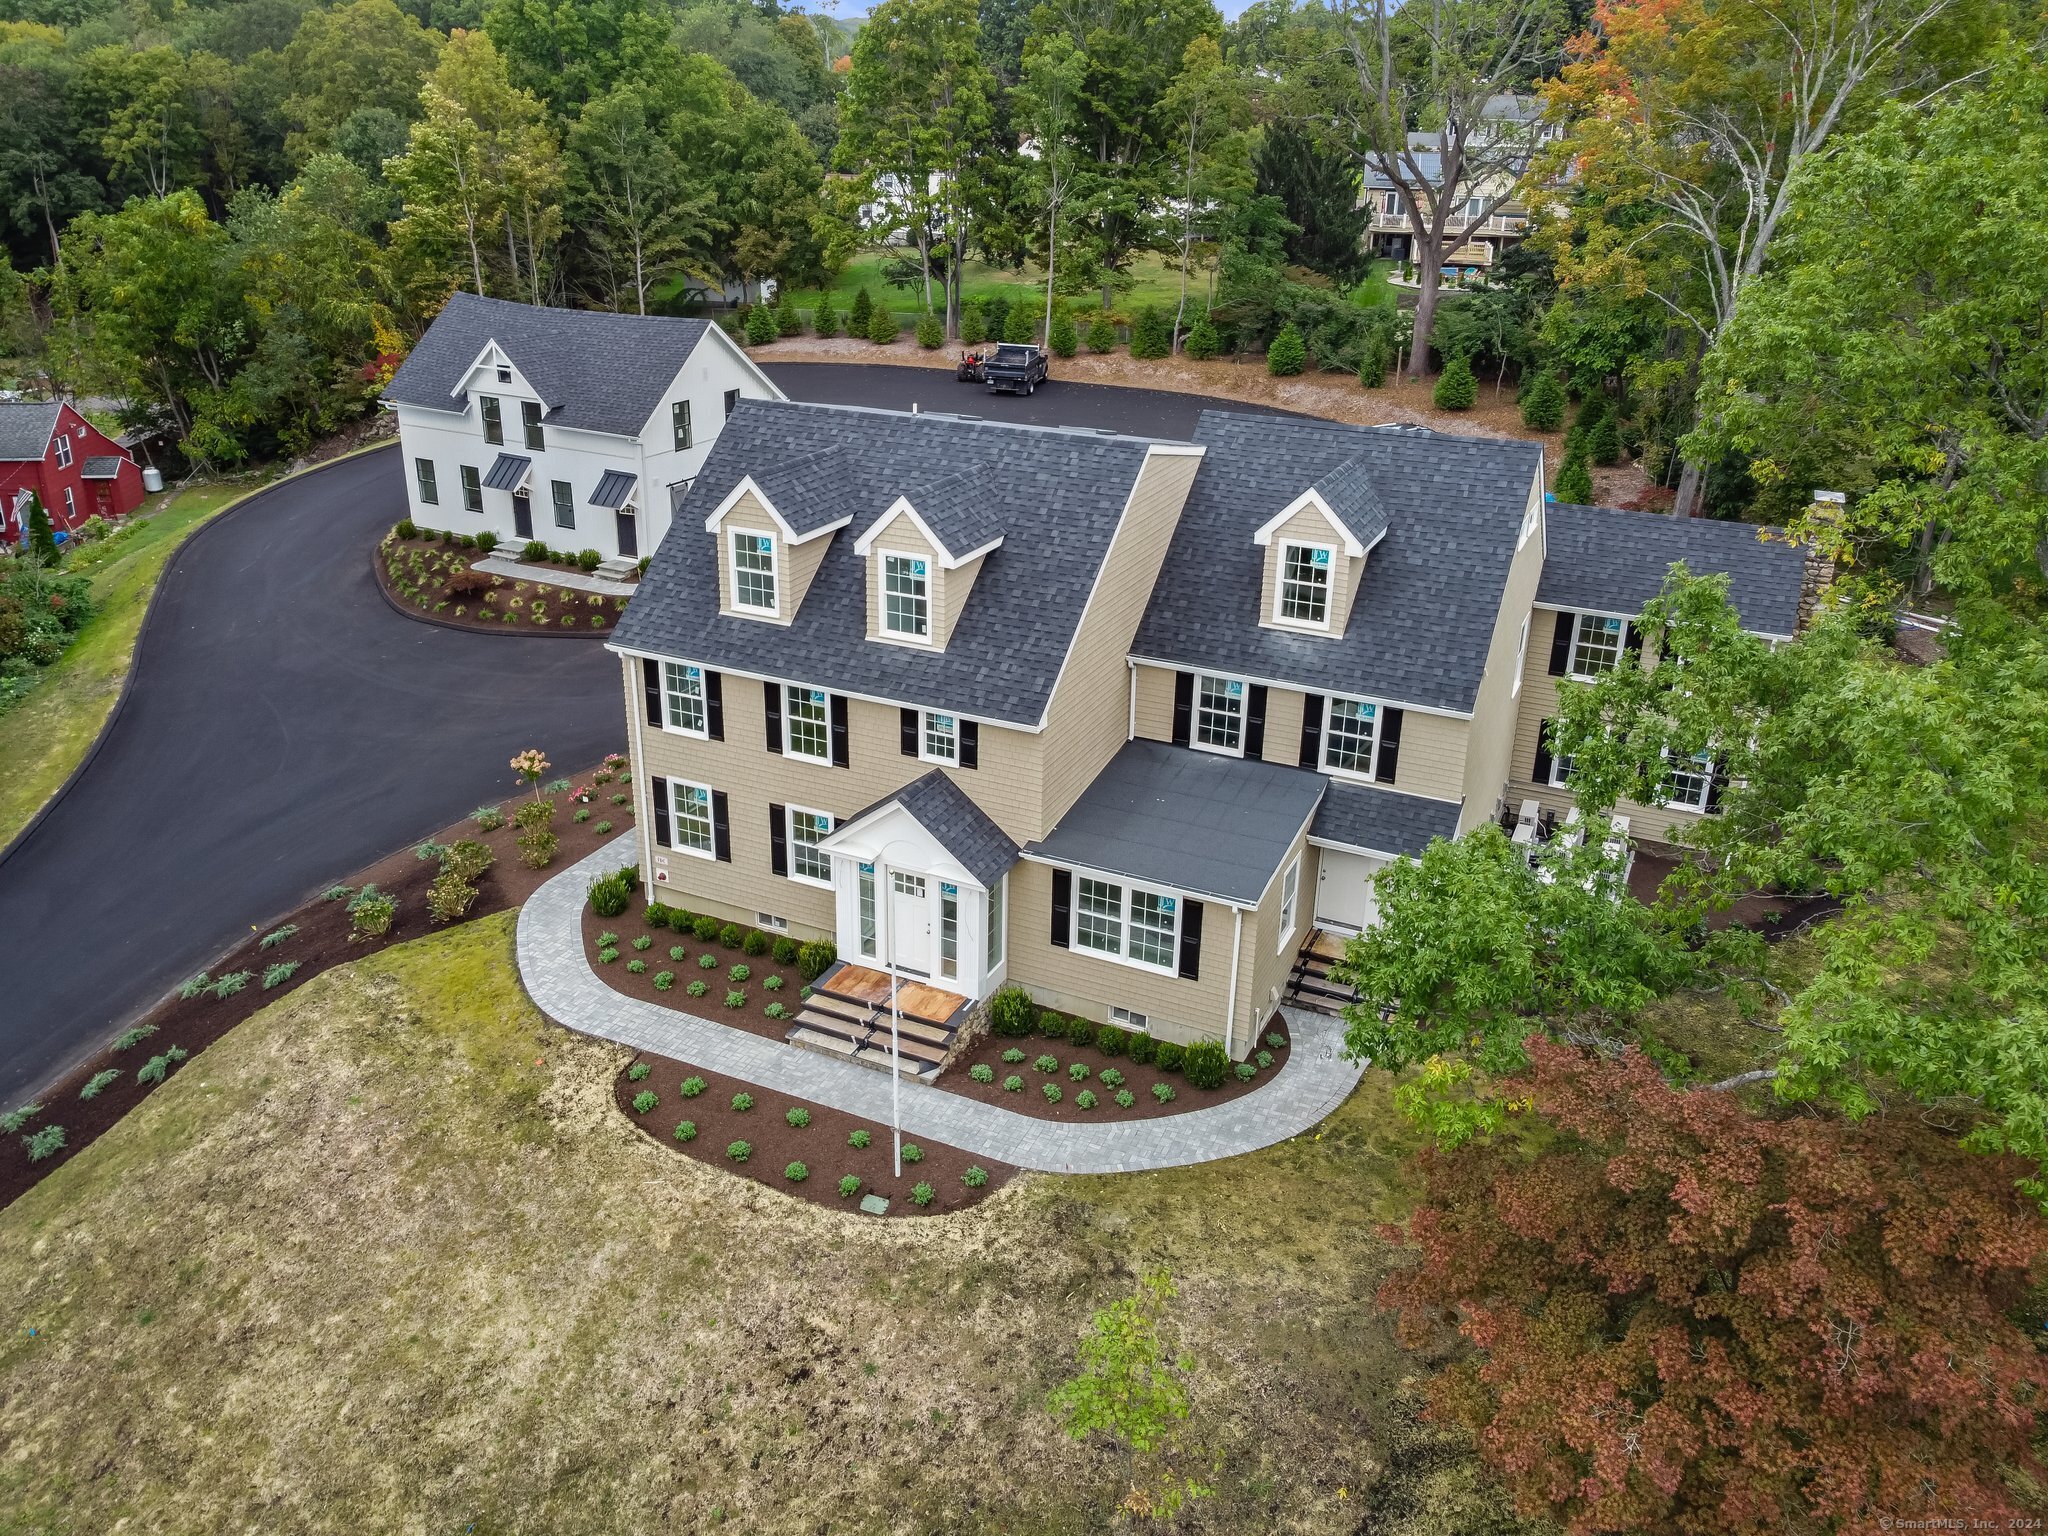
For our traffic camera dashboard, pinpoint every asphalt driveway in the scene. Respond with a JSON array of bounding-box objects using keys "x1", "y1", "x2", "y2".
[{"x1": 0, "y1": 363, "x2": 1284, "y2": 1100}]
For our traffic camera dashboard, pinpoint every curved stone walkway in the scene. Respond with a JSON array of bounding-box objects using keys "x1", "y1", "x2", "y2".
[{"x1": 516, "y1": 837, "x2": 1366, "y2": 1174}]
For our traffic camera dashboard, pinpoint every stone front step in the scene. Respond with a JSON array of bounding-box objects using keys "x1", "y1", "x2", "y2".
[{"x1": 786, "y1": 1027, "x2": 939, "y2": 1082}]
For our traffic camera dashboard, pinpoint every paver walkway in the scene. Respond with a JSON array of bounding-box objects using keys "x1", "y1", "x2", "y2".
[
  {"x1": 474, "y1": 554, "x2": 637, "y2": 596},
  {"x1": 517, "y1": 837, "x2": 1367, "y2": 1174}
]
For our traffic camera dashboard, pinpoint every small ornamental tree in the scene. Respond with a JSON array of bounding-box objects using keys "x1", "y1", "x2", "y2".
[
  {"x1": 865, "y1": 303, "x2": 897, "y2": 344},
  {"x1": 1183, "y1": 311, "x2": 1219, "y2": 360},
  {"x1": 1519, "y1": 369, "x2": 1566, "y2": 430},
  {"x1": 774, "y1": 285, "x2": 802, "y2": 337},
  {"x1": 1380, "y1": 1040, "x2": 2048, "y2": 1536},
  {"x1": 914, "y1": 313, "x2": 943, "y2": 348},
  {"x1": 811, "y1": 294, "x2": 839, "y2": 338},
  {"x1": 1047, "y1": 309, "x2": 1078, "y2": 358},
  {"x1": 960, "y1": 303, "x2": 987, "y2": 345},
  {"x1": 1553, "y1": 439, "x2": 1594, "y2": 504},
  {"x1": 1432, "y1": 353, "x2": 1477, "y2": 410},
  {"x1": 509, "y1": 748, "x2": 550, "y2": 801},
  {"x1": 847, "y1": 285, "x2": 873, "y2": 335},
  {"x1": 743, "y1": 303, "x2": 777, "y2": 346},
  {"x1": 26, "y1": 493, "x2": 58, "y2": 566},
  {"x1": 1265, "y1": 323, "x2": 1305, "y2": 376}
]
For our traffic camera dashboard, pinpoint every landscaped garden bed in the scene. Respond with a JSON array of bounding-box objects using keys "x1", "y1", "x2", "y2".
[
  {"x1": 375, "y1": 521, "x2": 634, "y2": 635},
  {"x1": 613, "y1": 1051, "x2": 1011, "y2": 1216},
  {"x1": 0, "y1": 748, "x2": 634, "y2": 1209}
]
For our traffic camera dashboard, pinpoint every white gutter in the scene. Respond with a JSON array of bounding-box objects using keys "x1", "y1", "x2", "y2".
[{"x1": 1126, "y1": 658, "x2": 1136, "y2": 740}]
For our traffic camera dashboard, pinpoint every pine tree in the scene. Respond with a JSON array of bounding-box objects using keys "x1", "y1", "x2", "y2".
[
  {"x1": 960, "y1": 304, "x2": 987, "y2": 346},
  {"x1": 744, "y1": 303, "x2": 777, "y2": 346},
  {"x1": 812, "y1": 294, "x2": 839, "y2": 339},
  {"x1": 1048, "y1": 310, "x2": 1078, "y2": 358},
  {"x1": 26, "y1": 494, "x2": 58, "y2": 566},
  {"x1": 1554, "y1": 440, "x2": 1594, "y2": 504},
  {"x1": 915, "y1": 313, "x2": 944, "y2": 348},
  {"x1": 1003, "y1": 304, "x2": 1037, "y2": 344},
  {"x1": 1587, "y1": 403, "x2": 1623, "y2": 465},
  {"x1": 1184, "y1": 312, "x2": 1219, "y2": 361},
  {"x1": 848, "y1": 286, "x2": 873, "y2": 334},
  {"x1": 1433, "y1": 354, "x2": 1478, "y2": 410},
  {"x1": 775, "y1": 286, "x2": 802, "y2": 337},
  {"x1": 1130, "y1": 306, "x2": 1171, "y2": 360},
  {"x1": 866, "y1": 303, "x2": 897, "y2": 344},
  {"x1": 1520, "y1": 370, "x2": 1566, "y2": 431},
  {"x1": 1266, "y1": 323, "x2": 1305, "y2": 376},
  {"x1": 1085, "y1": 314, "x2": 1116, "y2": 353}
]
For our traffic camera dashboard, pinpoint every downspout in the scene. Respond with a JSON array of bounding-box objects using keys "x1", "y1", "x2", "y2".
[
  {"x1": 625, "y1": 654, "x2": 656, "y2": 901},
  {"x1": 1223, "y1": 905, "x2": 1243, "y2": 1061},
  {"x1": 1126, "y1": 658, "x2": 1136, "y2": 740}
]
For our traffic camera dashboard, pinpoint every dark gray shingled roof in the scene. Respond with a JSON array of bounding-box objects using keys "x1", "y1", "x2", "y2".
[
  {"x1": 747, "y1": 446, "x2": 859, "y2": 536},
  {"x1": 590, "y1": 469, "x2": 638, "y2": 508},
  {"x1": 1311, "y1": 455, "x2": 1393, "y2": 550},
  {"x1": 1538, "y1": 504, "x2": 1807, "y2": 637},
  {"x1": 1133, "y1": 411, "x2": 1544, "y2": 715},
  {"x1": 1311, "y1": 779, "x2": 1463, "y2": 858},
  {"x1": 80, "y1": 455, "x2": 124, "y2": 479},
  {"x1": 0, "y1": 402, "x2": 60, "y2": 462},
  {"x1": 892, "y1": 462, "x2": 1004, "y2": 559},
  {"x1": 839, "y1": 770, "x2": 1019, "y2": 890},
  {"x1": 613, "y1": 400, "x2": 1172, "y2": 726},
  {"x1": 381, "y1": 291, "x2": 712, "y2": 438},
  {"x1": 1025, "y1": 740, "x2": 1325, "y2": 906}
]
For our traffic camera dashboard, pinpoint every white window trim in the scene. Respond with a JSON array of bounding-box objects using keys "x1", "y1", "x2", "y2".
[
  {"x1": 1547, "y1": 748, "x2": 1575, "y2": 790},
  {"x1": 63, "y1": 486, "x2": 75, "y2": 519},
  {"x1": 1277, "y1": 854, "x2": 1300, "y2": 952},
  {"x1": 1191, "y1": 672, "x2": 1248, "y2": 759},
  {"x1": 730, "y1": 528, "x2": 779, "y2": 617},
  {"x1": 1108, "y1": 1004, "x2": 1151, "y2": 1034},
  {"x1": 781, "y1": 684, "x2": 833, "y2": 765},
  {"x1": 857, "y1": 861, "x2": 878, "y2": 958},
  {"x1": 985, "y1": 874, "x2": 1005, "y2": 971},
  {"x1": 880, "y1": 549, "x2": 933, "y2": 644},
  {"x1": 55, "y1": 434, "x2": 71, "y2": 469},
  {"x1": 1070, "y1": 869, "x2": 1182, "y2": 979},
  {"x1": 1567, "y1": 612, "x2": 1629, "y2": 682},
  {"x1": 660, "y1": 661, "x2": 709, "y2": 739},
  {"x1": 1657, "y1": 748, "x2": 1715, "y2": 812},
  {"x1": 1272, "y1": 540, "x2": 1335, "y2": 631},
  {"x1": 1512, "y1": 613, "x2": 1530, "y2": 698},
  {"x1": 785, "y1": 804, "x2": 835, "y2": 888},
  {"x1": 667, "y1": 778, "x2": 718, "y2": 862},
  {"x1": 918, "y1": 709, "x2": 959, "y2": 766},
  {"x1": 1320, "y1": 693, "x2": 1383, "y2": 785},
  {"x1": 938, "y1": 879, "x2": 961, "y2": 980}
]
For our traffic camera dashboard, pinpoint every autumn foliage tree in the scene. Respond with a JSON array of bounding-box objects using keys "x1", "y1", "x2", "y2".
[{"x1": 1380, "y1": 1040, "x2": 2048, "y2": 1535}]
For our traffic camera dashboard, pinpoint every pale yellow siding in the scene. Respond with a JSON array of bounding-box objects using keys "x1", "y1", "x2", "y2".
[
  {"x1": 939, "y1": 551, "x2": 985, "y2": 647},
  {"x1": 1455, "y1": 478, "x2": 1547, "y2": 832},
  {"x1": 1257, "y1": 503, "x2": 1360, "y2": 636},
  {"x1": 713, "y1": 492, "x2": 831, "y2": 623}
]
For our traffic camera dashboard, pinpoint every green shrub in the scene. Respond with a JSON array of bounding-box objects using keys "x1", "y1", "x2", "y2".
[
  {"x1": 136, "y1": 1047, "x2": 188, "y2": 1085},
  {"x1": 744, "y1": 303, "x2": 777, "y2": 345},
  {"x1": 899, "y1": 1143, "x2": 923, "y2": 1164},
  {"x1": 969, "y1": 1063, "x2": 995, "y2": 1083},
  {"x1": 653, "y1": 971, "x2": 675, "y2": 991},
  {"x1": 1033, "y1": 1054, "x2": 1059, "y2": 1074},
  {"x1": 742, "y1": 928, "x2": 769, "y2": 956},
  {"x1": 1586, "y1": 403, "x2": 1623, "y2": 465},
  {"x1": 80, "y1": 1069, "x2": 120, "y2": 1099},
  {"x1": 1085, "y1": 314, "x2": 1116, "y2": 353},
  {"x1": 1001, "y1": 304, "x2": 1035, "y2": 344},
  {"x1": 324, "y1": 884, "x2": 355, "y2": 901},
  {"x1": 1002, "y1": 1074, "x2": 1024, "y2": 1093},
  {"x1": 848, "y1": 285, "x2": 873, "y2": 333},
  {"x1": 962, "y1": 1166, "x2": 988, "y2": 1188},
  {"x1": 1000, "y1": 1047, "x2": 1026, "y2": 1064},
  {"x1": 1519, "y1": 369, "x2": 1566, "y2": 430},
  {"x1": 910, "y1": 1182, "x2": 934, "y2": 1207},
  {"x1": 471, "y1": 805, "x2": 506, "y2": 832},
  {"x1": 1266, "y1": 1030, "x2": 1286, "y2": 1050},
  {"x1": 626, "y1": 959, "x2": 646, "y2": 974},
  {"x1": 797, "y1": 940, "x2": 837, "y2": 980},
  {"x1": 1184, "y1": 311, "x2": 1220, "y2": 360},
  {"x1": 1068, "y1": 1062, "x2": 1090, "y2": 1082},
  {"x1": 1098, "y1": 1067, "x2": 1124, "y2": 1089},
  {"x1": 517, "y1": 828, "x2": 559, "y2": 868},
  {"x1": 764, "y1": 1000, "x2": 789, "y2": 1020},
  {"x1": 513, "y1": 798, "x2": 556, "y2": 832},
  {"x1": 113, "y1": 1025, "x2": 156, "y2": 1051},
  {"x1": 1155, "y1": 1041, "x2": 1185, "y2": 1074},
  {"x1": 1037, "y1": 1009, "x2": 1066, "y2": 1038},
  {"x1": 731, "y1": 1092, "x2": 754, "y2": 1112},
  {"x1": 441, "y1": 839, "x2": 494, "y2": 883},
  {"x1": 989, "y1": 985, "x2": 1034, "y2": 1037},
  {"x1": 685, "y1": 979, "x2": 708, "y2": 996},
  {"x1": 866, "y1": 305, "x2": 898, "y2": 344},
  {"x1": 724, "y1": 989, "x2": 747, "y2": 1008},
  {"x1": 1266, "y1": 323, "x2": 1306, "y2": 376},
  {"x1": 813, "y1": 295, "x2": 839, "y2": 338},
  {"x1": 177, "y1": 972, "x2": 210, "y2": 1000},
  {"x1": 693, "y1": 915, "x2": 720, "y2": 941},
  {"x1": 1256, "y1": 1049, "x2": 1273, "y2": 1069},
  {"x1": 587, "y1": 866, "x2": 634, "y2": 918},
  {"x1": 1433, "y1": 353, "x2": 1478, "y2": 410},
  {"x1": 728, "y1": 962, "x2": 750, "y2": 982},
  {"x1": 598, "y1": 946, "x2": 619, "y2": 965},
  {"x1": 699, "y1": 954, "x2": 717, "y2": 969},
  {"x1": 1042, "y1": 1080, "x2": 1065, "y2": 1104},
  {"x1": 1129, "y1": 305, "x2": 1170, "y2": 359},
  {"x1": 772, "y1": 936, "x2": 800, "y2": 965},
  {"x1": 726, "y1": 1140, "x2": 751, "y2": 1163},
  {"x1": 632, "y1": 1090, "x2": 658, "y2": 1114},
  {"x1": 211, "y1": 971, "x2": 252, "y2": 999},
  {"x1": 718, "y1": 924, "x2": 742, "y2": 949},
  {"x1": 1236, "y1": 1061, "x2": 1257, "y2": 1081},
  {"x1": 680, "y1": 1076, "x2": 707, "y2": 1097},
  {"x1": 848, "y1": 1127, "x2": 872, "y2": 1149},
  {"x1": 1152, "y1": 1082, "x2": 1175, "y2": 1104},
  {"x1": 1076, "y1": 1089, "x2": 1097, "y2": 1110},
  {"x1": 960, "y1": 304, "x2": 987, "y2": 345},
  {"x1": 674, "y1": 1120, "x2": 697, "y2": 1142},
  {"x1": 666, "y1": 945, "x2": 686, "y2": 962},
  {"x1": 631, "y1": 935, "x2": 653, "y2": 952},
  {"x1": 598, "y1": 931, "x2": 619, "y2": 948},
  {"x1": 1066, "y1": 1015, "x2": 1096, "y2": 1049},
  {"x1": 259, "y1": 924, "x2": 297, "y2": 951},
  {"x1": 261, "y1": 961, "x2": 301, "y2": 990},
  {"x1": 838, "y1": 1174, "x2": 861, "y2": 1198},
  {"x1": 1553, "y1": 441, "x2": 1594, "y2": 504},
  {"x1": 641, "y1": 902, "x2": 673, "y2": 929},
  {"x1": 762, "y1": 974, "x2": 784, "y2": 992},
  {"x1": 1115, "y1": 1089, "x2": 1135, "y2": 1108},
  {"x1": 521, "y1": 539, "x2": 549, "y2": 562},
  {"x1": 775, "y1": 286, "x2": 802, "y2": 337},
  {"x1": 1183, "y1": 1040, "x2": 1228, "y2": 1090},
  {"x1": 24, "y1": 1124, "x2": 66, "y2": 1162},
  {"x1": 785, "y1": 1106, "x2": 810, "y2": 1129},
  {"x1": 784, "y1": 1160, "x2": 809, "y2": 1182},
  {"x1": 1127, "y1": 1032, "x2": 1158, "y2": 1066},
  {"x1": 0, "y1": 1104, "x2": 39, "y2": 1134},
  {"x1": 1048, "y1": 310, "x2": 1078, "y2": 358},
  {"x1": 915, "y1": 313, "x2": 944, "y2": 348},
  {"x1": 395, "y1": 517, "x2": 419, "y2": 540},
  {"x1": 628, "y1": 1062, "x2": 652, "y2": 1081},
  {"x1": 1094, "y1": 1025, "x2": 1125, "y2": 1057},
  {"x1": 425, "y1": 872, "x2": 478, "y2": 923}
]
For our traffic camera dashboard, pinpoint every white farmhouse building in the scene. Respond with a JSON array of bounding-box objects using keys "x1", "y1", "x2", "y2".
[{"x1": 382, "y1": 293, "x2": 783, "y2": 564}]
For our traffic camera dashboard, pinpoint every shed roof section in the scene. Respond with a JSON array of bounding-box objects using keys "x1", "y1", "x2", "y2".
[{"x1": 1538, "y1": 503, "x2": 1807, "y2": 637}]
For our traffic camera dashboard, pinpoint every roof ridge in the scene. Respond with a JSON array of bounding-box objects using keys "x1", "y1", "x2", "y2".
[{"x1": 743, "y1": 396, "x2": 1193, "y2": 450}]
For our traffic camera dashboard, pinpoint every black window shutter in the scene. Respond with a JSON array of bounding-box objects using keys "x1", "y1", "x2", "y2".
[
  {"x1": 1532, "y1": 719, "x2": 1554, "y2": 785},
  {"x1": 1050, "y1": 868, "x2": 1071, "y2": 948},
  {"x1": 763, "y1": 680, "x2": 782, "y2": 752},
  {"x1": 642, "y1": 657, "x2": 662, "y2": 727},
  {"x1": 1547, "y1": 611, "x2": 1576, "y2": 675},
  {"x1": 651, "y1": 777, "x2": 671, "y2": 848},
  {"x1": 1176, "y1": 898, "x2": 1203, "y2": 981},
  {"x1": 830, "y1": 694, "x2": 850, "y2": 768},
  {"x1": 900, "y1": 707, "x2": 918, "y2": 756},
  {"x1": 1705, "y1": 763, "x2": 1729, "y2": 814},
  {"x1": 959, "y1": 719, "x2": 978, "y2": 769},
  {"x1": 1244, "y1": 684, "x2": 1267, "y2": 760},
  {"x1": 1376, "y1": 708, "x2": 1404, "y2": 784},
  {"x1": 711, "y1": 790, "x2": 731, "y2": 862},
  {"x1": 1170, "y1": 671, "x2": 1194, "y2": 748},
  {"x1": 1298, "y1": 693, "x2": 1324, "y2": 769},
  {"x1": 1625, "y1": 621, "x2": 1644, "y2": 664},
  {"x1": 769, "y1": 802, "x2": 787, "y2": 876},
  {"x1": 704, "y1": 670, "x2": 723, "y2": 740}
]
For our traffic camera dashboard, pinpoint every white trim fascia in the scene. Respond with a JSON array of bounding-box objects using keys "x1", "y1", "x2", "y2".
[
  {"x1": 1032, "y1": 442, "x2": 1207, "y2": 731},
  {"x1": 1307, "y1": 834, "x2": 1407, "y2": 862},
  {"x1": 1532, "y1": 597, "x2": 1792, "y2": 645},
  {"x1": 455, "y1": 340, "x2": 550, "y2": 410},
  {"x1": 1014, "y1": 848, "x2": 1253, "y2": 913},
  {"x1": 701, "y1": 474, "x2": 849, "y2": 544},
  {"x1": 1251, "y1": 488, "x2": 1367, "y2": 558},
  {"x1": 1124, "y1": 654, "x2": 1476, "y2": 722},
  {"x1": 852, "y1": 497, "x2": 1003, "y2": 568}
]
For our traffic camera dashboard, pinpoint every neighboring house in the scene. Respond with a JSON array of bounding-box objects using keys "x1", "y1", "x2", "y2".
[
  {"x1": 609, "y1": 401, "x2": 1808, "y2": 1059},
  {"x1": 0, "y1": 401, "x2": 146, "y2": 544},
  {"x1": 1361, "y1": 94, "x2": 1558, "y2": 270},
  {"x1": 381, "y1": 293, "x2": 784, "y2": 566}
]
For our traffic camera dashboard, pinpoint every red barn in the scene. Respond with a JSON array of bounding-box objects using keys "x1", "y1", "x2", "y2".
[{"x1": 0, "y1": 401, "x2": 146, "y2": 545}]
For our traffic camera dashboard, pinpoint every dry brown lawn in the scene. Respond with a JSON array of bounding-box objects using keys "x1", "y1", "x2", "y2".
[{"x1": 0, "y1": 915, "x2": 1537, "y2": 1536}]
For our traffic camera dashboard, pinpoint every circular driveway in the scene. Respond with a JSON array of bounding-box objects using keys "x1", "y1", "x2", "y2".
[{"x1": 0, "y1": 364, "x2": 1287, "y2": 1100}]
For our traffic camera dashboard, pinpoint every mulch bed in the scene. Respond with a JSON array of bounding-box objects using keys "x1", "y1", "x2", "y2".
[
  {"x1": 613, "y1": 1051, "x2": 1012, "y2": 1216},
  {"x1": 375, "y1": 526, "x2": 633, "y2": 636},
  {"x1": 942, "y1": 1012, "x2": 1290, "y2": 1122},
  {"x1": 581, "y1": 903, "x2": 816, "y2": 1046},
  {"x1": 0, "y1": 759, "x2": 641, "y2": 1211}
]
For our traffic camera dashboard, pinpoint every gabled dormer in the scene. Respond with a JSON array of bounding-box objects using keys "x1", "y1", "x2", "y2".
[
  {"x1": 701, "y1": 447, "x2": 853, "y2": 625},
  {"x1": 454, "y1": 340, "x2": 552, "y2": 452},
  {"x1": 1252, "y1": 456, "x2": 1389, "y2": 639},
  {"x1": 850, "y1": 465, "x2": 1002, "y2": 651}
]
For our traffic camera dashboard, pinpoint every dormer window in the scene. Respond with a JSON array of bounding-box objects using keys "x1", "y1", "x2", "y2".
[
  {"x1": 883, "y1": 554, "x2": 929, "y2": 640},
  {"x1": 1277, "y1": 542, "x2": 1332, "y2": 627},
  {"x1": 731, "y1": 531, "x2": 777, "y2": 614},
  {"x1": 481, "y1": 396, "x2": 503, "y2": 445}
]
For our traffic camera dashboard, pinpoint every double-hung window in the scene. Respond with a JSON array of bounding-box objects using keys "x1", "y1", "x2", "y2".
[
  {"x1": 460, "y1": 465, "x2": 482, "y2": 512},
  {"x1": 1277, "y1": 542, "x2": 1332, "y2": 626},
  {"x1": 1323, "y1": 696, "x2": 1380, "y2": 777},
  {"x1": 1278, "y1": 856, "x2": 1300, "y2": 949},
  {"x1": 1194, "y1": 674, "x2": 1245, "y2": 754},
  {"x1": 784, "y1": 685, "x2": 830, "y2": 762},
  {"x1": 883, "y1": 554, "x2": 929, "y2": 639},
  {"x1": 521, "y1": 400, "x2": 544, "y2": 450},
  {"x1": 414, "y1": 457, "x2": 439, "y2": 505},
  {"x1": 1570, "y1": 614, "x2": 1626, "y2": 677},
  {"x1": 661, "y1": 662, "x2": 706, "y2": 735},
  {"x1": 1075, "y1": 877, "x2": 1179, "y2": 973},
  {"x1": 731, "y1": 531, "x2": 776, "y2": 614},
  {"x1": 668, "y1": 780, "x2": 715, "y2": 857},
  {"x1": 787, "y1": 807, "x2": 833, "y2": 884},
  {"x1": 481, "y1": 396, "x2": 503, "y2": 444},
  {"x1": 551, "y1": 479, "x2": 575, "y2": 530},
  {"x1": 921, "y1": 711, "x2": 957, "y2": 764},
  {"x1": 1662, "y1": 750, "x2": 1713, "y2": 810},
  {"x1": 672, "y1": 400, "x2": 692, "y2": 451},
  {"x1": 55, "y1": 434, "x2": 71, "y2": 469}
]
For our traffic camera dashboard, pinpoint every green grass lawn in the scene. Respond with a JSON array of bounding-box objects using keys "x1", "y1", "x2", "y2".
[{"x1": 0, "y1": 479, "x2": 259, "y2": 848}]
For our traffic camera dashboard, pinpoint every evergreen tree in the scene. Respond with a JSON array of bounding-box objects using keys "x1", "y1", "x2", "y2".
[
  {"x1": 960, "y1": 303, "x2": 987, "y2": 345},
  {"x1": 981, "y1": 292, "x2": 1011, "y2": 342},
  {"x1": 1085, "y1": 314, "x2": 1116, "y2": 353},
  {"x1": 26, "y1": 494, "x2": 58, "y2": 567},
  {"x1": 1586, "y1": 402, "x2": 1623, "y2": 465},
  {"x1": 1252, "y1": 123, "x2": 1368, "y2": 284},
  {"x1": 1554, "y1": 440, "x2": 1594, "y2": 504},
  {"x1": 1048, "y1": 310, "x2": 1078, "y2": 358},
  {"x1": 1002, "y1": 304, "x2": 1037, "y2": 344},
  {"x1": 1433, "y1": 353, "x2": 1478, "y2": 410},
  {"x1": 744, "y1": 302, "x2": 778, "y2": 345},
  {"x1": 1183, "y1": 312, "x2": 1219, "y2": 361},
  {"x1": 915, "y1": 313, "x2": 944, "y2": 348},
  {"x1": 1520, "y1": 370, "x2": 1566, "y2": 431},
  {"x1": 848, "y1": 285, "x2": 873, "y2": 334},
  {"x1": 1266, "y1": 322, "x2": 1305, "y2": 376},
  {"x1": 866, "y1": 303, "x2": 897, "y2": 343},
  {"x1": 812, "y1": 294, "x2": 839, "y2": 339},
  {"x1": 1129, "y1": 305, "x2": 1171, "y2": 359},
  {"x1": 774, "y1": 285, "x2": 802, "y2": 336}
]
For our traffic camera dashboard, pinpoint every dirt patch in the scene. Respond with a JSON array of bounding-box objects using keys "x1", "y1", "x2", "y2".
[
  {"x1": 0, "y1": 762, "x2": 639, "y2": 1210},
  {"x1": 613, "y1": 1052, "x2": 1011, "y2": 1215},
  {"x1": 375, "y1": 526, "x2": 633, "y2": 636}
]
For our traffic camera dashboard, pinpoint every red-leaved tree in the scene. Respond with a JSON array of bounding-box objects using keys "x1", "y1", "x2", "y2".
[{"x1": 1380, "y1": 1040, "x2": 2048, "y2": 1534}]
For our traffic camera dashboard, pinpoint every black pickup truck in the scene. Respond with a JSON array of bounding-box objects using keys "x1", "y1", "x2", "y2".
[{"x1": 977, "y1": 343, "x2": 1049, "y2": 396}]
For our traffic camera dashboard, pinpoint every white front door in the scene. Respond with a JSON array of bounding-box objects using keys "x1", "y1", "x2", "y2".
[
  {"x1": 1315, "y1": 850, "x2": 1388, "y2": 932},
  {"x1": 887, "y1": 871, "x2": 932, "y2": 974}
]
